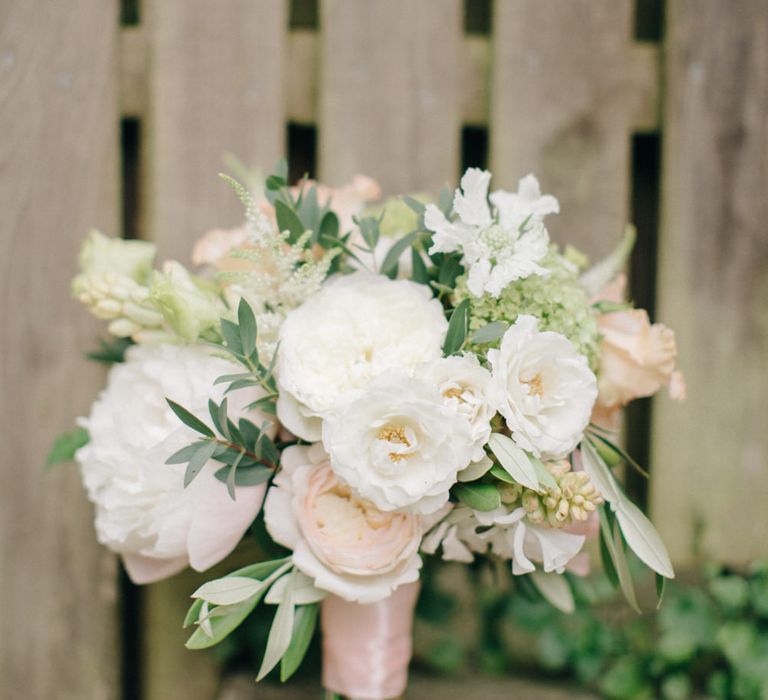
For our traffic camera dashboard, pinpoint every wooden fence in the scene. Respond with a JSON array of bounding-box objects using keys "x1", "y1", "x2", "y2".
[{"x1": 1, "y1": 1, "x2": 767, "y2": 698}]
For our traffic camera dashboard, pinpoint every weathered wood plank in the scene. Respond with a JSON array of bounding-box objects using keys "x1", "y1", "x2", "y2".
[
  {"x1": 141, "y1": 3, "x2": 288, "y2": 698},
  {"x1": 0, "y1": 2, "x2": 121, "y2": 699},
  {"x1": 319, "y1": 0, "x2": 463, "y2": 194},
  {"x1": 650, "y1": 0, "x2": 768, "y2": 564},
  {"x1": 145, "y1": 0, "x2": 287, "y2": 262},
  {"x1": 490, "y1": 0, "x2": 634, "y2": 260}
]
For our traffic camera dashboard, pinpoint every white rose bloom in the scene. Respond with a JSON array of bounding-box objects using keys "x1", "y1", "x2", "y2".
[
  {"x1": 322, "y1": 369, "x2": 475, "y2": 515},
  {"x1": 424, "y1": 169, "x2": 558, "y2": 298},
  {"x1": 422, "y1": 354, "x2": 494, "y2": 462},
  {"x1": 276, "y1": 272, "x2": 447, "y2": 441},
  {"x1": 422, "y1": 505, "x2": 585, "y2": 575},
  {"x1": 76, "y1": 344, "x2": 270, "y2": 584},
  {"x1": 264, "y1": 444, "x2": 422, "y2": 603},
  {"x1": 487, "y1": 315, "x2": 597, "y2": 459}
]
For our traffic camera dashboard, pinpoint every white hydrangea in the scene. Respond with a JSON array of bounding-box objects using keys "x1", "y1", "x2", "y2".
[
  {"x1": 487, "y1": 315, "x2": 597, "y2": 459},
  {"x1": 76, "y1": 344, "x2": 269, "y2": 584},
  {"x1": 276, "y1": 272, "x2": 448, "y2": 441},
  {"x1": 424, "y1": 169, "x2": 558, "y2": 298},
  {"x1": 322, "y1": 369, "x2": 475, "y2": 515}
]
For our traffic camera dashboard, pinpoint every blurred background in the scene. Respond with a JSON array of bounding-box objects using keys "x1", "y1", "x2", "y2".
[{"x1": 1, "y1": 0, "x2": 767, "y2": 698}]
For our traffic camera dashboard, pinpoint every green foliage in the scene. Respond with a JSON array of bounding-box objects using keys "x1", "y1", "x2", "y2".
[
  {"x1": 46, "y1": 426, "x2": 89, "y2": 467},
  {"x1": 411, "y1": 560, "x2": 768, "y2": 700},
  {"x1": 443, "y1": 298, "x2": 470, "y2": 356},
  {"x1": 85, "y1": 336, "x2": 133, "y2": 364}
]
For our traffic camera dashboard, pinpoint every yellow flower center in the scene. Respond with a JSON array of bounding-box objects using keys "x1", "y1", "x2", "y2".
[
  {"x1": 522, "y1": 373, "x2": 544, "y2": 397},
  {"x1": 377, "y1": 425, "x2": 412, "y2": 462}
]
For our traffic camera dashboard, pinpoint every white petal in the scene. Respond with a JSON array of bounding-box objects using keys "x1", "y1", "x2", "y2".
[{"x1": 454, "y1": 168, "x2": 493, "y2": 227}]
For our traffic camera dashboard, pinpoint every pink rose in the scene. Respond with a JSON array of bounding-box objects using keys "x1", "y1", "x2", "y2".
[{"x1": 264, "y1": 444, "x2": 422, "y2": 603}]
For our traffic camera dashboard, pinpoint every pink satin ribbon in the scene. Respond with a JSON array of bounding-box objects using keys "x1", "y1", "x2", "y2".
[{"x1": 321, "y1": 582, "x2": 420, "y2": 699}]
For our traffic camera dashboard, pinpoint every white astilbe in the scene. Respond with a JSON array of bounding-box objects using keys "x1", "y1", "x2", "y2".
[
  {"x1": 424, "y1": 169, "x2": 559, "y2": 298},
  {"x1": 217, "y1": 188, "x2": 339, "y2": 361}
]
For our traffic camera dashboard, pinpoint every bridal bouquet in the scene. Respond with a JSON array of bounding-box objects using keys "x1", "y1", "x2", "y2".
[{"x1": 56, "y1": 163, "x2": 684, "y2": 698}]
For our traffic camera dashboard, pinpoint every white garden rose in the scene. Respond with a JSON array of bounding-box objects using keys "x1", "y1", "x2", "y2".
[
  {"x1": 322, "y1": 369, "x2": 475, "y2": 515},
  {"x1": 76, "y1": 344, "x2": 270, "y2": 584},
  {"x1": 422, "y1": 354, "x2": 494, "y2": 462},
  {"x1": 264, "y1": 444, "x2": 422, "y2": 603},
  {"x1": 276, "y1": 272, "x2": 448, "y2": 441},
  {"x1": 487, "y1": 315, "x2": 597, "y2": 459}
]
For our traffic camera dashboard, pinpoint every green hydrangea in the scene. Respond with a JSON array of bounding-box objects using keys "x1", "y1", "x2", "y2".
[
  {"x1": 455, "y1": 248, "x2": 600, "y2": 368},
  {"x1": 363, "y1": 194, "x2": 430, "y2": 237}
]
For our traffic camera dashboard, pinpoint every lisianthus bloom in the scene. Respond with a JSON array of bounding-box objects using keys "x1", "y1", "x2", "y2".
[
  {"x1": 422, "y1": 354, "x2": 493, "y2": 463},
  {"x1": 76, "y1": 345, "x2": 270, "y2": 584},
  {"x1": 425, "y1": 169, "x2": 557, "y2": 298},
  {"x1": 487, "y1": 315, "x2": 597, "y2": 459},
  {"x1": 422, "y1": 505, "x2": 585, "y2": 575},
  {"x1": 276, "y1": 273, "x2": 447, "y2": 441},
  {"x1": 322, "y1": 369, "x2": 475, "y2": 515},
  {"x1": 264, "y1": 444, "x2": 422, "y2": 603}
]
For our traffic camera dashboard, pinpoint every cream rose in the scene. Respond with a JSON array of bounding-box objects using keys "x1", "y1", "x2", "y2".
[
  {"x1": 487, "y1": 315, "x2": 598, "y2": 459},
  {"x1": 322, "y1": 369, "x2": 475, "y2": 515},
  {"x1": 76, "y1": 345, "x2": 269, "y2": 584},
  {"x1": 276, "y1": 273, "x2": 448, "y2": 441},
  {"x1": 264, "y1": 444, "x2": 422, "y2": 603},
  {"x1": 597, "y1": 309, "x2": 681, "y2": 407}
]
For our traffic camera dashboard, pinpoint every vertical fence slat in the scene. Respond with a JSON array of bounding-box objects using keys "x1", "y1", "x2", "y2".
[
  {"x1": 650, "y1": 0, "x2": 768, "y2": 565},
  {"x1": 491, "y1": 0, "x2": 633, "y2": 259},
  {"x1": 147, "y1": 0, "x2": 287, "y2": 262},
  {"x1": 319, "y1": 0, "x2": 462, "y2": 195},
  {"x1": 0, "y1": 2, "x2": 120, "y2": 699},
  {"x1": 142, "y1": 3, "x2": 288, "y2": 698}
]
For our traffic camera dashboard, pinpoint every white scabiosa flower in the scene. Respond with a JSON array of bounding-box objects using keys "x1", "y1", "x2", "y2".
[
  {"x1": 487, "y1": 315, "x2": 597, "y2": 459},
  {"x1": 422, "y1": 354, "x2": 494, "y2": 462},
  {"x1": 276, "y1": 273, "x2": 448, "y2": 441},
  {"x1": 76, "y1": 344, "x2": 269, "y2": 584},
  {"x1": 264, "y1": 444, "x2": 422, "y2": 603},
  {"x1": 424, "y1": 169, "x2": 558, "y2": 298},
  {"x1": 322, "y1": 369, "x2": 475, "y2": 515}
]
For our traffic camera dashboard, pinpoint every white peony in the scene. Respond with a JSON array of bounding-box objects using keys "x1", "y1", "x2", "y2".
[
  {"x1": 424, "y1": 169, "x2": 558, "y2": 298},
  {"x1": 264, "y1": 444, "x2": 422, "y2": 603},
  {"x1": 276, "y1": 272, "x2": 448, "y2": 441},
  {"x1": 487, "y1": 315, "x2": 597, "y2": 459},
  {"x1": 421, "y1": 354, "x2": 494, "y2": 462},
  {"x1": 76, "y1": 344, "x2": 269, "y2": 584},
  {"x1": 422, "y1": 505, "x2": 585, "y2": 575},
  {"x1": 322, "y1": 369, "x2": 475, "y2": 515}
]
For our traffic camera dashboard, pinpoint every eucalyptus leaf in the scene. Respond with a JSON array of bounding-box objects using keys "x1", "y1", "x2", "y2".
[
  {"x1": 220, "y1": 318, "x2": 244, "y2": 357},
  {"x1": 470, "y1": 322, "x2": 509, "y2": 345},
  {"x1": 379, "y1": 232, "x2": 417, "y2": 276},
  {"x1": 192, "y1": 576, "x2": 263, "y2": 606},
  {"x1": 280, "y1": 604, "x2": 319, "y2": 682},
  {"x1": 411, "y1": 247, "x2": 429, "y2": 284},
  {"x1": 453, "y1": 482, "x2": 501, "y2": 512},
  {"x1": 530, "y1": 571, "x2": 575, "y2": 614},
  {"x1": 184, "y1": 440, "x2": 217, "y2": 487},
  {"x1": 599, "y1": 509, "x2": 641, "y2": 613},
  {"x1": 237, "y1": 298, "x2": 257, "y2": 356},
  {"x1": 214, "y1": 464, "x2": 273, "y2": 488},
  {"x1": 257, "y1": 579, "x2": 296, "y2": 680},
  {"x1": 165, "y1": 441, "x2": 207, "y2": 465},
  {"x1": 615, "y1": 499, "x2": 675, "y2": 579},
  {"x1": 443, "y1": 298, "x2": 470, "y2": 356},
  {"x1": 402, "y1": 195, "x2": 426, "y2": 214},
  {"x1": 275, "y1": 200, "x2": 306, "y2": 244},
  {"x1": 167, "y1": 399, "x2": 215, "y2": 438},
  {"x1": 488, "y1": 433, "x2": 539, "y2": 491}
]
